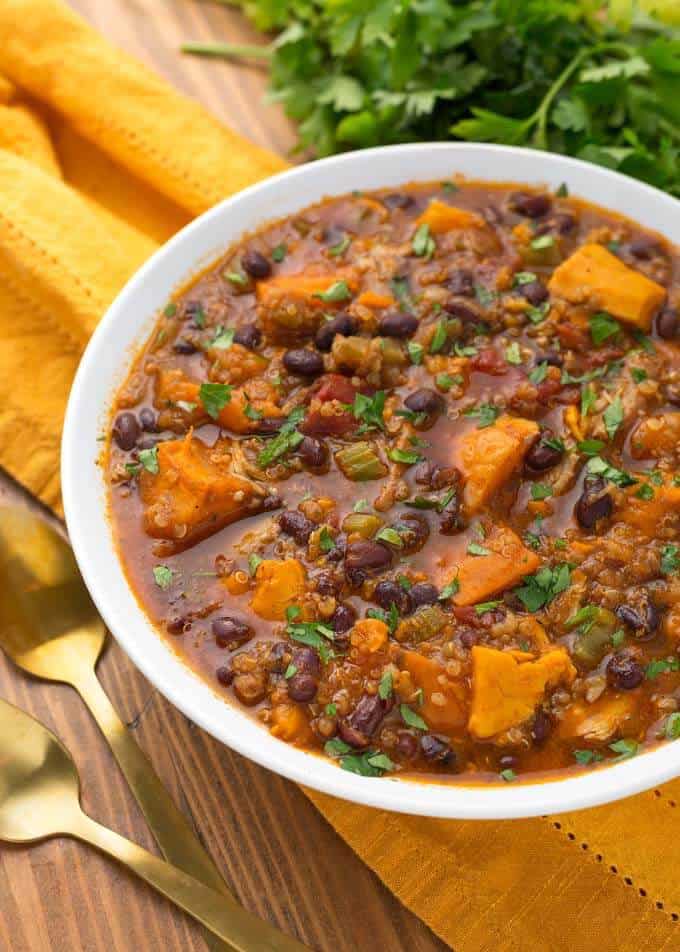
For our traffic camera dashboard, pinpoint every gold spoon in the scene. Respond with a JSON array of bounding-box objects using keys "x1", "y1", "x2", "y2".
[
  {"x1": 0, "y1": 506, "x2": 306, "y2": 952},
  {"x1": 0, "y1": 697, "x2": 304, "y2": 950}
]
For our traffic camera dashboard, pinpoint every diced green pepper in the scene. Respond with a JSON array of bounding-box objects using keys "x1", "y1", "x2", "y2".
[{"x1": 336, "y1": 442, "x2": 388, "y2": 481}]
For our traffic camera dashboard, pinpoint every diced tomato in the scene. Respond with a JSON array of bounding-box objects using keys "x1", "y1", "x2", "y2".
[
  {"x1": 470, "y1": 347, "x2": 507, "y2": 376},
  {"x1": 311, "y1": 373, "x2": 359, "y2": 405}
]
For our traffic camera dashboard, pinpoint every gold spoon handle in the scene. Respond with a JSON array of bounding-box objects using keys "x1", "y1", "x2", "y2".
[
  {"x1": 71, "y1": 813, "x2": 307, "y2": 952},
  {"x1": 75, "y1": 667, "x2": 246, "y2": 952}
]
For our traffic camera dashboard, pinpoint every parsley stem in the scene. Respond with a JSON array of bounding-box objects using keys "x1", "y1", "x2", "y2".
[
  {"x1": 532, "y1": 41, "x2": 635, "y2": 149},
  {"x1": 181, "y1": 41, "x2": 273, "y2": 61}
]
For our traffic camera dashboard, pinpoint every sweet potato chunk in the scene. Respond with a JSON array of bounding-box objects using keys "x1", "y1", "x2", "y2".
[
  {"x1": 416, "y1": 199, "x2": 485, "y2": 234},
  {"x1": 557, "y1": 695, "x2": 636, "y2": 744},
  {"x1": 629, "y1": 412, "x2": 680, "y2": 460},
  {"x1": 256, "y1": 269, "x2": 357, "y2": 343},
  {"x1": 456, "y1": 415, "x2": 539, "y2": 513},
  {"x1": 217, "y1": 383, "x2": 283, "y2": 434},
  {"x1": 619, "y1": 483, "x2": 680, "y2": 533},
  {"x1": 350, "y1": 618, "x2": 389, "y2": 655},
  {"x1": 270, "y1": 703, "x2": 314, "y2": 744},
  {"x1": 154, "y1": 367, "x2": 200, "y2": 409},
  {"x1": 469, "y1": 646, "x2": 576, "y2": 739},
  {"x1": 355, "y1": 290, "x2": 394, "y2": 309},
  {"x1": 398, "y1": 649, "x2": 468, "y2": 734},
  {"x1": 250, "y1": 559, "x2": 306, "y2": 621},
  {"x1": 139, "y1": 436, "x2": 267, "y2": 550},
  {"x1": 452, "y1": 526, "x2": 541, "y2": 606},
  {"x1": 548, "y1": 243, "x2": 666, "y2": 331}
]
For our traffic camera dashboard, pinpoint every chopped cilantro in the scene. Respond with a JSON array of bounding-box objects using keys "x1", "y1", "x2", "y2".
[
  {"x1": 556, "y1": 183, "x2": 569, "y2": 198},
  {"x1": 609, "y1": 739, "x2": 639, "y2": 761},
  {"x1": 577, "y1": 439, "x2": 605, "y2": 456},
  {"x1": 573, "y1": 749, "x2": 603, "y2": 765},
  {"x1": 527, "y1": 301, "x2": 550, "y2": 324},
  {"x1": 665, "y1": 713, "x2": 680, "y2": 740},
  {"x1": 314, "y1": 280, "x2": 351, "y2": 302},
  {"x1": 319, "y1": 526, "x2": 336, "y2": 553},
  {"x1": 248, "y1": 553, "x2": 263, "y2": 576},
  {"x1": 515, "y1": 563, "x2": 572, "y2": 612},
  {"x1": 152, "y1": 565, "x2": 174, "y2": 590},
  {"x1": 467, "y1": 541, "x2": 491, "y2": 556},
  {"x1": 400, "y1": 704, "x2": 428, "y2": 731},
  {"x1": 211, "y1": 326, "x2": 235, "y2": 349},
  {"x1": 284, "y1": 663, "x2": 297, "y2": 679},
  {"x1": 603, "y1": 395, "x2": 623, "y2": 440},
  {"x1": 388, "y1": 447, "x2": 423, "y2": 465},
  {"x1": 257, "y1": 406, "x2": 305, "y2": 468},
  {"x1": 631, "y1": 367, "x2": 647, "y2": 384},
  {"x1": 271, "y1": 243, "x2": 287, "y2": 262},
  {"x1": 199, "y1": 382, "x2": 233, "y2": 419},
  {"x1": 439, "y1": 576, "x2": 460, "y2": 601},
  {"x1": 226, "y1": 271, "x2": 248, "y2": 287},
  {"x1": 329, "y1": 235, "x2": 351, "y2": 257},
  {"x1": 589, "y1": 311, "x2": 621, "y2": 346},
  {"x1": 474, "y1": 284, "x2": 496, "y2": 308},
  {"x1": 138, "y1": 446, "x2": 159, "y2": 474},
  {"x1": 350, "y1": 391, "x2": 386, "y2": 432},
  {"x1": 530, "y1": 234, "x2": 554, "y2": 251},
  {"x1": 429, "y1": 319, "x2": 449, "y2": 354},
  {"x1": 163, "y1": 302, "x2": 177, "y2": 317},
  {"x1": 505, "y1": 342, "x2": 522, "y2": 365},
  {"x1": 378, "y1": 671, "x2": 393, "y2": 700},
  {"x1": 391, "y1": 276, "x2": 415, "y2": 313},
  {"x1": 412, "y1": 223, "x2": 436, "y2": 259},
  {"x1": 531, "y1": 483, "x2": 553, "y2": 501},
  {"x1": 376, "y1": 527, "x2": 403, "y2": 548},
  {"x1": 635, "y1": 483, "x2": 655, "y2": 501},
  {"x1": 475, "y1": 600, "x2": 502, "y2": 615},
  {"x1": 586, "y1": 456, "x2": 636, "y2": 488},
  {"x1": 500, "y1": 768, "x2": 517, "y2": 782},
  {"x1": 513, "y1": 271, "x2": 537, "y2": 286},
  {"x1": 464, "y1": 403, "x2": 500, "y2": 429},
  {"x1": 580, "y1": 384, "x2": 596, "y2": 417},
  {"x1": 436, "y1": 372, "x2": 463, "y2": 391},
  {"x1": 407, "y1": 341, "x2": 424, "y2": 365},
  {"x1": 528, "y1": 362, "x2": 549, "y2": 385},
  {"x1": 661, "y1": 544, "x2": 679, "y2": 575}
]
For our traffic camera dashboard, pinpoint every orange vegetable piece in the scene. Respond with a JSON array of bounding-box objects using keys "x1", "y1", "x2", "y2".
[
  {"x1": 350, "y1": 618, "x2": 388, "y2": 654},
  {"x1": 256, "y1": 269, "x2": 357, "y2": 306},
  {"x1": 398, "y1": 649, "x2": 468, "y2": 734},
  {"x1": 469, "y1": 646, "x2": 576, "y2": 739},
  {"x1": 270, "y1": 703, "x2": 314, "y2": 744},
  {"x1": 456, "y1": 414, "x2": 539, "y2": 513},
  {"x1": 629, "y1": 412, "x2": 680, "y2": 459},
  {"x1": 139, "y1": 435, "x2": 266, "y2": 550},
  {"x1": 154, "y1": 367, "x2": 200, "y2": 409},
  {"x1": 416, "y1": 199, "x2": 485, "y2": 235},
  {"x1": 618, "y1": 483, "x2": 680, "y2": 534},
  {"x1": 355, "y1": 290, "x2": 394, "y2": 309},
  {"x1": 250, "y1": 559, "x2": 306, "y2": 621},
  {"x1": 452, "y1": 526, "x2": 541, "y2": 607},
  {"x1": 217, "y1": 385, "x2": 283, "y2": 434},
  {"x1": 548, "y1": 243, "x2": 666, "y2": 331},
  {"x1": 256, "y1": 269, "x2": 358, "y2": 343},
  {"x1": 557, "y1": 695, "x2": 636, "y2": 744}
]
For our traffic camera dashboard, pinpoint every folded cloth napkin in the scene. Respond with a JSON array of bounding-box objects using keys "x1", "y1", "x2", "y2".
[{"x1": 1, "y1": 3, "x2": 679, "y2": 950}]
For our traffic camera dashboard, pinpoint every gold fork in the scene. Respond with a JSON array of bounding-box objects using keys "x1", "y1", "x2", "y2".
[{"x1": 0, "y1": 506, "x2": 307, "y2": 952}]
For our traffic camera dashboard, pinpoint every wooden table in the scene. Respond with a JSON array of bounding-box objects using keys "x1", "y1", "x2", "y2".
[{"x1": 0, "y1": 2, "x2": 446, "y2": 950}]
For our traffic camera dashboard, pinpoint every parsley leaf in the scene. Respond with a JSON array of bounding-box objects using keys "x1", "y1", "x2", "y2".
[
  {"x1": 153, "y1": 565, "x2": 174, "y2": 590},
  {"x1": 314, "y1": 280, "x2": 351, "y2": 302},
  {"x1": 531, "y1": 483, "x2": 553, "y2": 501},
  {"x1": 661, "y1": 544, "x2": 679, "y2": 575},
  {"x1": 603, "y1": 395, "x2": 624, "y2": 440},
  {"x1": 350, "y1": 391, "x2": 386, "y2": 432},
  {"x1": 138, "y1": 446, "x2": 159, "y2": 474},
  {"x1": 585, "y1": 456, "x2": 637, "y2": 488},
  {"x1": 400, "y1": 704, "x2": 428, "y2": 731},
  {"x1": 464, "y1": 403, "x2": 500, "y2": 429},
  {"x1": 412, "y1": 223, "x2": 436, "y2": 258},
  {"x1": 257, "y1": 406, "x2": 305, "y2": 468},
  {"x1": 589, "y1": 312, "x2": 621, "y2": 346}
]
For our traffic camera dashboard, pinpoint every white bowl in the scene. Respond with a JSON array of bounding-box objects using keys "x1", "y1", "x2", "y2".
[{"x1": 62, "y1": 143, "x2": 680, "y2": 819}]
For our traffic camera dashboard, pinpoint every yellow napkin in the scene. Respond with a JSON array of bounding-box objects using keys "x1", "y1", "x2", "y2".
[{"x1": 1, "y1": 3, "x2": 679, "y2": 949}]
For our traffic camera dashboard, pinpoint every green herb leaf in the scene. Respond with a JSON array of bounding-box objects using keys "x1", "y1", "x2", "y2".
[
  {"x1": 391, "y1": 276, "x2": 414, "y2": 313},
  {"x1": 163, "y1": 302, "x2": 177, "y2": 317},
  {"x1": 475, "y1": 600, "x2": 502, "y2": 615},
  {"x1": 226, "y1": 271, "x2": 248, "y2": 287},
  {"x1": 661, "y1": 544, "x2": 679, "y2": 575},
  {"x1": 329, "y1": 235, "x2": 351, "y2": 257},
  {"x1": 529, "y1": 362, "x2": 548, "y2": 385},
  {"x1": 635, "y1": 483, "x2": 655, "y2": 501},
  {"x1": 284, "y1": 663, "x2": 297, "y2": 679},
  {"x1": 631, "y1": 367, "x2": 648, "y2": 384},
  {"x1": 464, "y1": 403, "x2": 500, "y2": 429},
  {"x1": 436, "y1": 372, "x2": 462, "y2": 391},
  {"x1": 376, "y1": 527, "x2": 403, "y2": 548},
  {"x1": 199, "y1": 382, "x2": 233, "y2": 419},
  {"x1": 573, "y1": 749, "x2": 603, "y2": 765},
  {"x1": 314, "y1": 280, "x2": 351, "y2": 302},
  {"x1": 585, "y1": 456, "x2": 637, "y2": 488},
  {"x1": 153, "y1": 565, "x2": 174, "y2": 590},
  {"x1": 138, "y1": 446, "x2": 159, "y2": 474},
  {"x1": 378, "y1": 670, "x2": 393, "y2": 700},
  {"x1": 505, "y1": 342, "x2": 522, "y2": 365},
  {"x1": 439, "y1": 576, "x2": 460, "y2": 601},
  {"x1": 514, "y1": 271, "x2": 537, "y2": 286},
  {"x1": 400, "y1": 704, "x2": 428, "y2": 731},
  {"x1": 388, "y1": 447, "x2": 423, "y2": 466},
  {"x1": 257, "y1": 406, "x2": 305, "y2": 468},
  {"x1": 531, "y1": 483, "x2": 553, "y2": 501},
  {"x1": 407, "y1": 341, "x2": 424, "y2": 365},
  {"x1": 577, "y1": 439, "x2": 605, "y2": 456},
  {"x1": 500, "y1": 768, "x2": 516, "y2": 782},
  {"x1": 665, "y1": 713, "x2": 680, "y2": 740},
  {"x1": 580, "y1": 384, "x2": 596, "y2": 417},
  {"x1": 603, "y1": 395, "x2": 624, "y2": 440},
  {"x1": 609, "y1": 738, "x2": 639, "y2": 761},
  {"x1": 589, "y1": 312, "x2": 621, "y2": 346},
  {"x1": 530, "y1": 235, "x2": 554, "y2": 251},
  {"x1": 248, "y1": 553, "x2": 263, "y2": 576},
  {"x1": 319, "y1": 526, "x2": 336, "y2": 553},
  {"x1": 412, "y1": 223, "x2": 436, "y2": 258},
  {"x1": 271, "y1": 243, "x2": 287, "y2": 262},
  {"x1": 467, "y1": 541, "x2": 490, "y2": 557},
  {"x1": 211, "y1": 326, "x2": 235, "y2": 349},
  {"x1": 350, "y1": 391, "x2": 386, "y2": 432},
  {"x1": 646, "y1": 657, "x2": 680, "y2": 680},
  {"x1": 515, "y1": 563, "x2": 572, "y2": 612}
]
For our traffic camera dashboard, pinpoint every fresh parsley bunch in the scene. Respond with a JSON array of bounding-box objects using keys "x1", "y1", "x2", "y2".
[{"x1": 187, "y1": 1, "x2": 679, "y2": 194}]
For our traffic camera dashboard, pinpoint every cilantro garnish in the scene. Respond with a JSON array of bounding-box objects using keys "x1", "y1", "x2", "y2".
[
  {"x1": 152, "y1": 565, "x2": 174, "y2": 590},
  {"x1": 318, "y1": 526, "x2": 336, "y2": 553},
  {"x1": 585, "y1": 456, "x2": 636, "y2": 488},
  {"x1": 464, "y1": 403, "x2": 500, "y2": 429},
  {"x1": 589, "y1": 312, "x2": 621, "y2": 346},
  {"x1": 314, "y1": 280, "x2": 351, "y2": 302},
  {"x1": 467, "y1": 541, "x2": 490, "y2": 556},
  {"x1": 211, "y1": 326, "x2": 235, "y2": 350},
  {"x1": 412, "y1": 223, "x2": 436, "y2": 259},
  {"x1": 286, "y1": 610, "x2": 335, "y2": 663},
  {"x1": 199, "y1": 382, "x2": 233, "y2": 420},
  {"x1": 661, "y1": 544, "x2": 679, "y2": 575},
  {"x1": 603, "y1": 395, "x2": 624, "y2": 440},
  {"x1": 388, "y1": 447, "x2": 422, "y2": 466},
  {"x1": 400, "y1": 704, "x2": 428, "y2": 731},
  {"x1": 514, "y1": 563, "x2": 572, "y2": 612},
  {"x1": 350, "y1": 391, "x2": 386, "y2": 433},
  {"x1": 271, "y1": 243, "x2": 287, "y2": 262},
  {"x1": 329, "y1": 235, "x2": 351, "y2": 257},
  {"x1": 138, "y1": 446, "x2": 159, "y2": 474},
  {"x1": 257, "y1": 406, "x2": 305, "y2": 468},
  {"x1": 378, "y1": 671, "x2": 393, "y2": 700},
  {"x1": 530, "y1": 483, "x2": 553, "y2": 501}
]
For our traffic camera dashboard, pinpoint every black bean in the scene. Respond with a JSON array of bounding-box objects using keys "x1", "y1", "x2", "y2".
[
  {"x1": 374, "y1": 579, "x2": 409, "y2": 613},
  {"x1": 136, "y1": 435, "x2": 159, "y2": 451},
  {"x1": 166, "y1": 614, "x2": 189, "y2": 635},
  {"x1": 212, "y1": 616, "x2": 253, "y2": 648},
  {"x1": 234, "y1": 322, "x2": 262, "y2": 350},
  {"x1": 656, "y1": 307, "x2": 678, "y2": 340},
  {"x1": 445, "y1": 300, "x2": 478, "y2": 323},
  {"x1": 287, "y1": 672, "x2": 318, "y2": 702},
  {"x1": 404, "y1": 388, "x2": 444, "y2": 418},
  {"x1": 112, "y1": 412, "x2": 140, "y2": 451},
  {"x1": 283, "y1": 348, "x2": 324, "y2": 377},
  {"x1": 420, "y1": 734, "x2": 455, "y2": 765},
  {"x1": 241, "y1": 249, "x2": 272, "y2": 279},
  {"x1": 291, "y1": 647, "x2": 321, "y2": 677},
  {"x1": 551, "y1": 212, "x2": 577, "y2": 234},
  {"x1": 439, "y1": 495, "x2": 464, "y2": 535},
  {"x1": 540, "y1": 352, "x2": 564, "y2": 368},
  {"x1": 575, "y1": 477, "x2": 612, "y2": 529},
  {"x1": 414, "y1": 461, "x2": 459, "y2": 490},
  {"x1": 315, "y1": 571, "x2": 340, "y2": 596},
  {"x1": 344, "y1": 540, "x2": 392, "y2": 587},
  {"x1": 331, "y1": 602, "x2": 357, "y2": 633},
  {"x1": 531, "y1": 710, "x2": 552, "y2": 744},
  {"x1": 525, "y1": 434, "x2": 563, "y2": 473},
  {"x1": 173, "y1": 338, "x2": 198, "y2": 355},
  {"x1": 409, "y1": 582, "x2": 439, "y2": 609},
  {"x1": 279, "y1": 510, "x2": 315, "y2": 545},
  {"x1": 337, "y1": 722, "x2": 370, "y2": 749},
  {"x1": 297, "y1": 435, "x2": 328, "y2": 468},
  {"x1": 447, "y1": 269, "x2": 475, "y2": 296},
  {"x1": 459, "y1": 629, "x2": 478, "y2": 648},
  {"x1": 616, "y1": 597, "x2": 659, "y2": 637},
  {"x1": 510, "y1": 191, "x2": 551, "y2": 218},
  {"x1": 392, "y1": 513, "x2": 430, "y2": 554},
  {"x1": 379, "y1": 311, "x2": 418, "y2": 339},
  {"x1": 216, "y1": 661, "x2": 235, "y2": 686},
  {"x1": 267, "y1": 642, "x2": 290, "y2": 673},
  {"x1": 139, "y1": 407, "x2": 157, "y2": 432},
  {"x1": 395, "y1": 731, "x2": 419, "y2": 759},
  {"x1": 521, "y1": 281, "x2": 549, "y2": 306},
  {"x1": 629, "y1": 236, "x2": 662, "y2": 261},
  {"x1": 606, "y1": 653, "x2": 644, "y2": 690},
  {"x1": 346, "y1": 694, "x2": 387, "y2": 739},
  {"x1": 315, "y1": 312, "x2": 356, "y2": 352},
  {"x1": 262, "y1": 494, "x2": 283, "y2": 513},
  {"x1": 382, "y1": 193, "x2": 414, "y2": 210}
]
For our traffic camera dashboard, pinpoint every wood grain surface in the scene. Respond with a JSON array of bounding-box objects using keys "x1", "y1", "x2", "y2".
[{"x1": 0, "y1": 2, "x2": 446, "y2": 950}]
